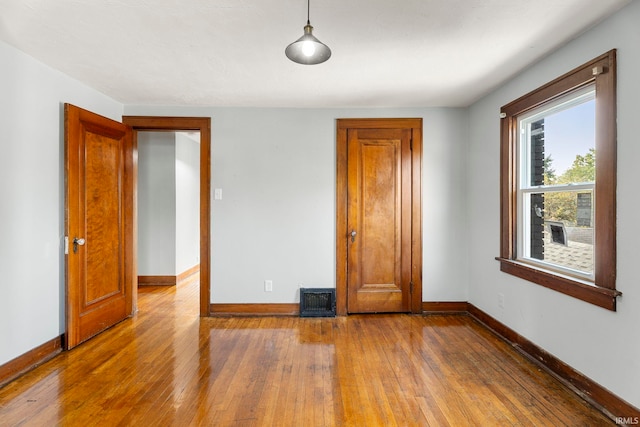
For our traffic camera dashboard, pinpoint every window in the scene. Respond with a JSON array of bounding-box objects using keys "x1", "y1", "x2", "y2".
[
  {"x1": 518, "y1": 86, "x2": 595, "y2": 279},
  {"x1": 498, "y1": 50, "x2": 620, "y2": 310}
]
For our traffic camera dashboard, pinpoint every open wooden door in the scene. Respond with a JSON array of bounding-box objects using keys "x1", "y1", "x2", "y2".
[{"x1": 64, "y1": 104, "x2": 135, "y2": 349}]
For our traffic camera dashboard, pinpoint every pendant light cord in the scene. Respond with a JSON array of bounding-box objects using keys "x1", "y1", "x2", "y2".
[{"x1": 307, "y1": 0, "x2": 311, "y2": 25}]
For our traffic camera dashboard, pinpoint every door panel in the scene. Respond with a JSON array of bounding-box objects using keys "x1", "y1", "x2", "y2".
[
  {"x1": 85, "y1": 131, "x2": 123, "y2": 303},
  {"x1": 65, "y1": 104, "x2": 134, "y2": 349},
  {"x1": 346, "y1": 128, "x2": 412, "y2": 313}
]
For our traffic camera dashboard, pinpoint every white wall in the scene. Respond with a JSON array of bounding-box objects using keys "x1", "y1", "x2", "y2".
[
  {"x1": 124, "y1": 105, "x2": 470, "y2": 304},
  {"x1": 175, "y1": 132, "x2": 200, "y2": 274},
  {"x1": 0, "y1": 40, "x2": 123, "y2": 366},
  {"x1": 467, "y1": 0, "x2": 640, "y2": 409},
  {"x1": 422, "y1": 108, "x2": 470, "y2": 301},
  {"x1": 137, "y1": 132, "x2": 177, "y2": 276}
]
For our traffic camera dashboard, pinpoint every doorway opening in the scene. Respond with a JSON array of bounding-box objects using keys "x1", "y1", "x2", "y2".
[
  {"x1": 137, "y1": 131, "x2": 200, "y2": 291},
  {"x1": 123, "y1": 116, "x2": 211, "y2": 316}
]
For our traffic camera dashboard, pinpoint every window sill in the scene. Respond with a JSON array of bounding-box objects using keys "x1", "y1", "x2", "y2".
[{"x1": 495, "y1": 258, "x2": 621, "y2": 311}]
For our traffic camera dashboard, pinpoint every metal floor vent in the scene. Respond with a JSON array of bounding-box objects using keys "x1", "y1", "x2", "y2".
[{"x1": 300, "y1": 288, "x2": 336, "y2": 317}]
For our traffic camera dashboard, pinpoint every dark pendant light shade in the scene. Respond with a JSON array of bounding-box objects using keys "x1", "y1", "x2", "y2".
[{"x1": 285, "y1": 0, "x2": 331, "y2": 65}]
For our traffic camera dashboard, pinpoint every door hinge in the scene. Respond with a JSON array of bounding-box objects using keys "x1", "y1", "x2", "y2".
[
  {"x1": 410, "y1": 281, "x2": 414, "y2": 294},
  {"x1": 64, "y1": 236, "x2": 69, "y2": 255},
  {"x1": 410, "y1": 138, "x2": 413, "y2": 151}
]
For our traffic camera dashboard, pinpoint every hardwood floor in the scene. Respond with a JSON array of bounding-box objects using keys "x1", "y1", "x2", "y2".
[{"x1": 0, "y1": 275, "x2": 613, "y2": 426}]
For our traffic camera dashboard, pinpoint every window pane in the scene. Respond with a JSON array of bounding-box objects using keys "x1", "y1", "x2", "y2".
[
  {"x1": 525, "y1": 191, "x2": 594, "y2": 275},
  {"x1": 544, "y1": 99, "x2": 595, "y2": 185},
  {"x1": 521, "y1": 91, "x2": 595, "y2": 187}
]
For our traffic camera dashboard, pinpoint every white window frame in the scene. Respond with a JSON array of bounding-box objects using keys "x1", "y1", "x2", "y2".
[{"x1": 516, "y1": 86, "x2": 596, "y2": 280}]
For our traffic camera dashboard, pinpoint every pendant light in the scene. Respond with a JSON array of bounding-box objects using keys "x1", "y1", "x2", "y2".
[{"x1": 285, "y1": 0, "x2": 331, "y2": 65}]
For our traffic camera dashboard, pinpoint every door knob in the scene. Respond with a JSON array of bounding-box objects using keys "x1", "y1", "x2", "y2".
[
  {"x1": 73, "y1": 237, "x2": 85, "y2": 253},
  {"x1": 350, "y1": 230, "x2": 357, "y2": 243}
]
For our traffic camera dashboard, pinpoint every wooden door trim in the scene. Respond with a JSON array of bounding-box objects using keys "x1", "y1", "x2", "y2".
[
  {"x1": 122, "y1": 116, "x2": 211, "y2": 317},
  {"x1": 336, "y1": 118, "x2": 423, "y2": 315}
]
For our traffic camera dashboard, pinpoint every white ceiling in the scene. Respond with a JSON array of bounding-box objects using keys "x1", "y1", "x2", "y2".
[{"x1": 0, "y1": 0, "x2": 630, "y2": 108}]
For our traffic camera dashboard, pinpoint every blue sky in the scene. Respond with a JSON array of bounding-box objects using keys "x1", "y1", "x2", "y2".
[{"x1": 543, "y1": 99, "x2": 595, "y2": 176}]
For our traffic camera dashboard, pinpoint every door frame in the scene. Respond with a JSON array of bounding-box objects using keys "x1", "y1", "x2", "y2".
[
  {"x1": 336, "y1": 118, "x2": 423, "y2": 315},
  {"x1": 122, "y1": 116, "x2": 211, "y2": 317}
]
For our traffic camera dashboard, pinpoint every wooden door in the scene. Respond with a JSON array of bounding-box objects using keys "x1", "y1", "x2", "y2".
[
  {"x1": 65, "y1": 104, "x2": 134, "y2": 349},
  {"x1": 337, "y1": 119, "x2": 422, "y2": 314}
]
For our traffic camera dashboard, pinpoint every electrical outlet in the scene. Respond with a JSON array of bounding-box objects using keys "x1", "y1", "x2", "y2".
[
  {"x1": 498, "y1": 293, "x2": 505, "y2": 309},
  {"x1": 265, "y1": 280, "x2": 273, "y2": 292}
]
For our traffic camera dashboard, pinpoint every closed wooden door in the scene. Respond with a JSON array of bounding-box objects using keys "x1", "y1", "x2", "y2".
[
  {"x1": 337, "y1": 119, "x2": 422, "y2": 314},
  {"x1": 65, "y1": 104, "x2": 134, "y2": 349}
]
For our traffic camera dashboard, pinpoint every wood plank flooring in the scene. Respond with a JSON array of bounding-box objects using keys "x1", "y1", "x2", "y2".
[{"x1": 0, "y1": 275, "x2": 613, "y2": 426}]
